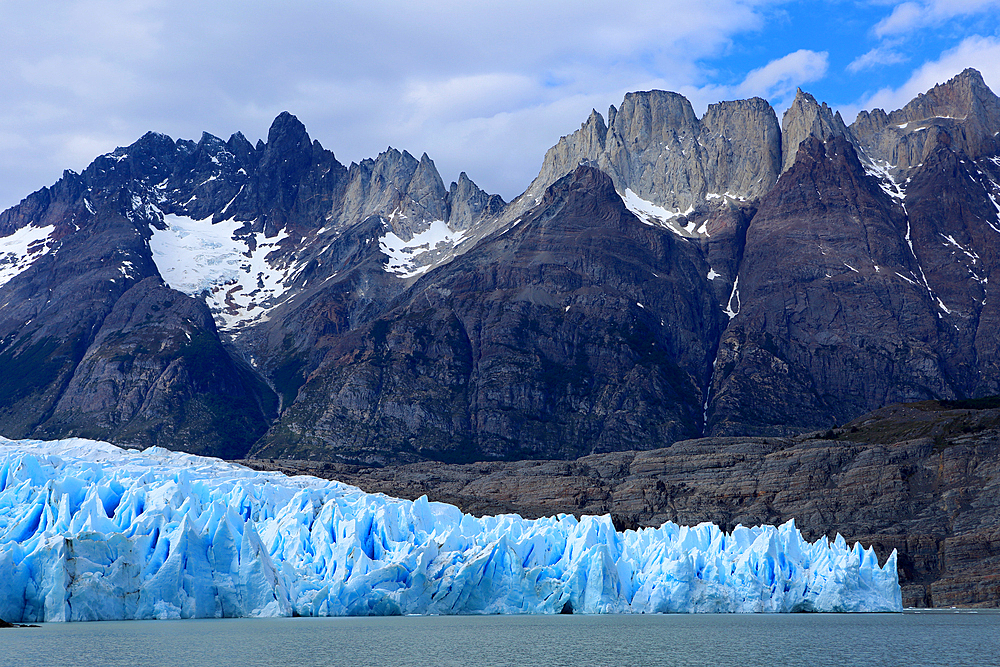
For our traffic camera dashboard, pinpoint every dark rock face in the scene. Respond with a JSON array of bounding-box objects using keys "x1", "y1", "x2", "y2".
[
  {"x1": 248, "y1": 399, "x2": 1000, "y2": 608},
  {"x1": 708, "y1": 135, "x2": 943, "y2": 434},
  {"x1": 0, "y1": 187, "x2": 165, "y2": 440},
  {"x1": 252, "y1": 167, "x2": 724, "y2": 463},
  {"x1": 35, "y1": 278, "x2": 275, "y2": 458},
  {"x1": 707, "y1": 101, "x2": 1000, "y2": 436},
  {"x1": 0, "y1": 193, "x2": 275, "y2": 455}
]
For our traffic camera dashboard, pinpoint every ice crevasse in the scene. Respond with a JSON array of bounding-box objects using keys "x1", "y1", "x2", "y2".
[{"x1": 0, "y1": 437, "x2": 902, "y2": 621}]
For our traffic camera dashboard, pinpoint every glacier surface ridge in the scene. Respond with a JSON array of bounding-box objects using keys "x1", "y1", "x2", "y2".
[{"x1": 0, "y1": 437, "x2": 902, "y2": 621}]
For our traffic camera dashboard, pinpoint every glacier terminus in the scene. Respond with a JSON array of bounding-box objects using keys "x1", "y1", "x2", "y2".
[{"x1": 0, "y1": 437, "x2": 902, "y2": 622}]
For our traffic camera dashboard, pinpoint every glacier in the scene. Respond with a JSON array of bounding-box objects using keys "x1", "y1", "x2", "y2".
[{"x1": 0, "y1": 437, "x2": 902, "y2": 622}]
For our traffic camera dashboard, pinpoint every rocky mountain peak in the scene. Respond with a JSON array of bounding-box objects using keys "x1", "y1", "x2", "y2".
[
  {"x1": 334, "y1": 145, "x2": 494, "y2": 248},
  {"x1": 266, "y1": 111, "x2": 312, "y2": 152},
  {"x1": 850, "y1": 68, "x2": 1000, "y2": 170},
  {"x1": 134, "y1": 130, "x2": 179, "y2": 156},
  {"x1": 780, "y1": 88, "x2": 852, "y2": 173},
  {"x1": 612, "y1": 90, "x2": 699, "y2": 146},
  {"x1": 403, "y1": 152, "x2": 449, "y2": 227},
  {"x1": 700, "y1": 97, "x2": 781, "y2": 201},
  {"x1": 508, "y1": 89, "x2": 780, "y2": 229},
  {"x1": 585, "y1": 108, "x2": 608, "y2": 142},
  {"x1": 896, "y1": 68, "x2": 995, "y2": 122},
  {"x1": 225, "y1": 131, "x2": 256, "y2": 163},
  {"x1": 258, "y1": 111, "x2": 320, "y2": 179},
  {"x1": 447, "y1": 172, "x2": 505, "y2": 231}
]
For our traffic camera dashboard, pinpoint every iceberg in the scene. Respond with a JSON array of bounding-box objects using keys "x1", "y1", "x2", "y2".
[{"x1": 0, "y1": 437, "x2": 902, "y2": 621}]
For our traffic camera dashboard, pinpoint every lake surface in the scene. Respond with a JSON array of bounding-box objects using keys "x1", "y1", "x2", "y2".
[{"x1": 3, "y1": 611, "x2": 997, "y2": 667}]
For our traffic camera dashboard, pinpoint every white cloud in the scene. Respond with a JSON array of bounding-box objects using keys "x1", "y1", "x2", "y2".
[
  {"x1": 738, "y1": 50, "x2": 830, "y2": 100},
  {"x1": 2, "y1": 0, "x2": 997, "y2": 215},
  {"x1": 402, "y1": 74, "x2": 539, "y2": 127},
  {"x1": 678, "y1": 50, "x2": 829, "y2": 115},
  {"x1": 852, "y1": 35, "x2": 1000, "y2": 115},
  {"x1": 874, "y1": 2, "x2": 925, "y2": 36},
  {"x1": 0, "y1": 0, "x2": 788, "y2": 208},
  {"x1": 875, "y1": 0, "x2": 1000, "y2": 37},
  {"x1": 847, "y1": 46, "x2": 908, "y2": 73}
]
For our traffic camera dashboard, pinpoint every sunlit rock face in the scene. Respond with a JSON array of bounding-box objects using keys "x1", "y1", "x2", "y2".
[
  {"x1": 0, "y1": 438, "x2": 901, "y2": 622},
  {"x1": 508, "y1": 92, "x2": 781, "y2": 227}
]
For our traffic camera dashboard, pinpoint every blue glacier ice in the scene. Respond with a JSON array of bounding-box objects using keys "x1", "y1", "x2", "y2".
[{"x1": 0, "y1": 437, "x2": 902, "y2": 621}]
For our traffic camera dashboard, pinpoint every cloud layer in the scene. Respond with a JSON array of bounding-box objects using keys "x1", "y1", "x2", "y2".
[{"x1": 0, "y1": 1, "x2": 999, "y2": 210}]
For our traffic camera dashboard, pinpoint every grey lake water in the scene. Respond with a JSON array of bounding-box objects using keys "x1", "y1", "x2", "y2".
[{"x1": 3, "y1": 611, "x2": 998, "y2": 667}]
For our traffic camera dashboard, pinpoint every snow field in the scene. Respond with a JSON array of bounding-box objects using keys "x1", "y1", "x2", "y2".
[
  {"x1": 148, "y1": 214, "x2": 292, "y2": 330},
  {"x1": 0, "y1": 224, "x2": 55, "y2": 290}
]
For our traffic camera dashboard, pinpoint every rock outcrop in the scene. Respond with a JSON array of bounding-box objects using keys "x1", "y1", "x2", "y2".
[
  {"x1": 852, "y1": 68, "x2": 1000, "y2": 173},
  {"x1": 36, "y1": 277, "x2": 275, "y2": 458},
  {"x1": 251, "y1": 166, "x2": 723, "y2": 463},
  {"x1": 707, "y1": 134, "x2": 945, "y2": 434},
  {"x1": 780, "y1": 88, "x2": 853, "y2": 172},
  {"x1": 508, "y1": 92, "x2": 781, "y2": 224}
]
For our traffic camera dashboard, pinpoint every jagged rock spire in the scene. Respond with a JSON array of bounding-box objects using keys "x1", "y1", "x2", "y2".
[{"x1": 780, "y1": 88, "x2": 852, "y2": 173}]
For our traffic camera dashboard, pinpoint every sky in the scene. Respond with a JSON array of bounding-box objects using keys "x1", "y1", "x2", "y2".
[{"x1": 1, "y1": 0, "x2": 999, "y2": 211}]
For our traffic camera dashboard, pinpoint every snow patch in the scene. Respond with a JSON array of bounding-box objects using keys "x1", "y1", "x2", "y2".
[
  {"x1": 941, "y1": 234, "x2": 980, "y2": 263},
  {"x1": 150, "y1": 214, "x2": 250, "y2": 295},
  {"x1": 149, "y1": 214, "x2": 292, "y2": 331},
  {"x1": 622, "y1": 190, "x2": 704, "y2": 238},
  {"x1": 0, "y1": 224, "x2": 56, "y2": 289},
  {"x1": 622, "y1": 189, "x2": 680, "y2": 222},
  {"x1": 985, "y1": 187, "x2": 1000, "y2": 233},
  {"x1": 724, "y1": 276, "x2": 741, "y2": 319},
  {"x1": 379, "y1": 219, "x2": 467, "y2": 279},
  {"x1": 864, "y1": 159, "x2": 905, "y2": 200}
]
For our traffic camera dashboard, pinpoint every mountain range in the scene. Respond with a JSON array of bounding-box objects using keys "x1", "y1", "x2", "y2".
[{"x1": 2, "y1": 68, "x2": 1000, "y2": 467}]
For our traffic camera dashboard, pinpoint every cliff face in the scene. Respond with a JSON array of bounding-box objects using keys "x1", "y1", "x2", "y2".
[
  {"x1": 251, "y1": 167, "x2": 724, "y2": 463},
  {"x1": 509, "y1": 92, "x2": 780, "y2": 226},
  {"x1": 35, "y1": 278, "x2": 275, "y2": 459},
  {"x1": 780, "y1": 88, "x2": 852, "y2": 172},
  {"x1": 705, "y1": 71, "x2": 1000, "y2": 436},
  {"x1": 852, "y1": 68, "x2": 1000, "y2": 172},
  {"x1": 707, "y1": 135, "x2": 944, "y2": 434}
]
